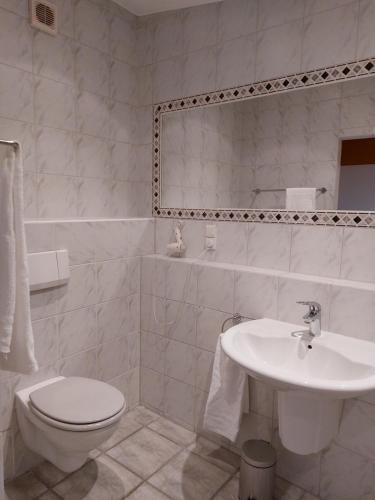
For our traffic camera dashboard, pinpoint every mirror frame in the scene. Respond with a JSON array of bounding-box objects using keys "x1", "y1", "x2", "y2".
[{"x1": 153, "y1": 57, "x2": 375, "y2": 227}]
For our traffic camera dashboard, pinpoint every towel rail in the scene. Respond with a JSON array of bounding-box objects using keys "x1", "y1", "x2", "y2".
[
  {"x1": 0, "y1": 140, "x2": 19, "y2": 151},
  {"x1": 252, "y1": 187, "x2": 327, "y2": 194}
]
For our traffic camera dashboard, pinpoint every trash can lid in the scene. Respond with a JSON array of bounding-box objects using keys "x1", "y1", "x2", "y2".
[{"x1": 241, "y1": 440, "x2": 277, "y2": 468}]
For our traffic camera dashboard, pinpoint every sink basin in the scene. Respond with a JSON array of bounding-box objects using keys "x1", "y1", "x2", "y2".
[
  {"x1": 221, "y1": 318, "x2": 375, "y2": 398},
  {"x1": 221, "y1": 318, "x2": 375, "y2": 454}
]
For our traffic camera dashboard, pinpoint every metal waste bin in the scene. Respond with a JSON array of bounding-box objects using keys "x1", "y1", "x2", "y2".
[{"x1": 239, "y1": 440, "x2": 276, "y2": 500}]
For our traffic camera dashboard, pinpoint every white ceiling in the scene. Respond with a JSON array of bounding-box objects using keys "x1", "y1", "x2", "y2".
[{"x1": 114, "y1": 0, "x2": 222, "y2": 16}]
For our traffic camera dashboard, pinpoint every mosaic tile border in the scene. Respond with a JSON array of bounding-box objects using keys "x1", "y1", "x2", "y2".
[{"x1": 152, "y1": 57, "x2": 375, "y2": 227}]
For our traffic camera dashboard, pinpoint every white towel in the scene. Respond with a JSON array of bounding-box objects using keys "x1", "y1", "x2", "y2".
[
  {"x1": 203, "y1": 334, "x2": 248, "y2": 442},
  {"x1": 286, "y1": 188, "x2": 316, "y2": 211},
  {"x1": 0, "y1": 144, "x2": 37, "y2": 374}
]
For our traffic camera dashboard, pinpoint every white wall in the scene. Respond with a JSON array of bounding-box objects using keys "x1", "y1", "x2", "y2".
[
  {"x1": 0, "y1": 0, "x2": 152, "y2": 218},
  {"x1": 0, "y1": 218, "x2": 154, "y2": 480},
  {"x1": 138, "y1": 1, "x2": 375, "y2": 499}
]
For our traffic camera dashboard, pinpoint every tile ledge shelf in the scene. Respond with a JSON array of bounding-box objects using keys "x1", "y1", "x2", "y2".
[
  {"x1": 145, "y1": 254, "x2": 375, "y2": 292},
  {"x1": 25, "y1": 217, "x2": 154, "y2": 224}
]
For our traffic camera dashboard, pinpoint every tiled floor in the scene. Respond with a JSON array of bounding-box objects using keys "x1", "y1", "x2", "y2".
[
  {"x1": 4, "y1": 406, "x2": 239, "y2": 500},
  {"x1": 5, "y1": 406, "x2": 317, "y2": 500}
]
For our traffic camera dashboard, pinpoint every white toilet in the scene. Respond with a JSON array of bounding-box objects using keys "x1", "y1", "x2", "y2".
[{"x1": 15, "y1": 376, "x2": 126, "y2": 472}]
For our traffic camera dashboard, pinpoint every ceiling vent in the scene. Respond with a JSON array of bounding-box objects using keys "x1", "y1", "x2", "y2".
[{"x1": 30, "y1": 0, "x2": 57, "y2": 36}]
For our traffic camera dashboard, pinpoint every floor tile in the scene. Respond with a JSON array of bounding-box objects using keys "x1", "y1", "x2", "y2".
[
  {"x1": 275, "y1": 476, "x2": 305, "y2": 500},
  {"x1": 99, "y1": 413, "x2": 143, "y2": 451},
  {"x1": 5, "y1": 471, "x2": 48, "y2": 500},
  {"x1": 149, "y1": 450, "x2": 230, "y2": 500},
  {"x1": 107, "y1": 428, "x2": 181, "y2": 479},
  {"x1": 53, "y1": 455, "x2": 142, "y2": 500},
  {"x1": 212, "y1": 477, "x2": 239, "y2": 500},
  {"x1": 187, "y1": 436, "x2": 240, "y2": 473},
  {"x1": 37, "y1": 492, "x2": 63, "y2": 500},
  {"x1": 125, "y1": 483, "x2": 172, "y2": 500},
  {"x1": 32, "y1": 461, "x2": 68, "y2": 488},
  {"x1": 148, "y1": 417, "x2": 196, "y2": 447},
  {"x1": 126, "y1": 406, "x2": 160, "y2": 426}
]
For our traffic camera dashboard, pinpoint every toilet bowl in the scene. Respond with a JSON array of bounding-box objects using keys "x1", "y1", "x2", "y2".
[{"x1": 15, "y1": 376, "x2": 126, "y2": 472}]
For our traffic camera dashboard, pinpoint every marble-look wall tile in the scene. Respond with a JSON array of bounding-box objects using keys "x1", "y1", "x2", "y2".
[
  {"x1": 357, "y1": 0, "x2": 375, "y2": 60},
  {"x1": 218, "y1": 0, "x2": 258, "y2": 42},
  {"x1": 110, "y1": 14, "x2": 136, "y2": 64},
  {"x1": 182, "y1": 46, "x2": 217, "y2": 98},
  {"x1": 301, "y1": 2, "x2": 359, "y2": 71},
  {"x1": 216, "y1": 35, "x2": 256, "y2": 90},
  {"x1": 97, "y1": 297, "x2": 128, "y2": 343},
  {"x1": 247, "y1": 223, "x2": 292, "y2": 271},
  {"x1": 34, "y1": 77, "x2": 75, "y2": 131},
  {"x1": 0, "y1": 9, "x2": 32, "y2": 71},
  {"x1": 37, "y1": 175, "x2": 79, "y2": 218},
  {"x1": 0, "y1": 0, "x2": 27, "y2": 16},
  {"x1": 35, "y1": 127, "x2": 76, "y2": 176},
  {"x1": 290, "y1": 226, "x2": 343, "y2": 278},
  {"x1": 234, "y1": 270, "x2": 278, "y2": 319},
  {"x1": 0, "y1": 64, "x2": 33, "y2": 122},
  {"x1": 59, "y1": 348, "x2": 97, "y2": 379},
  {"x1": 153, "y1": 11, "x2": 184, "y2": 62},
  {"x1": 196, "y1": 265, "x2": 234, "y2": 312},
  {"x1": 341, "y1": 227, "x2": 375, "y2": 283},
  {"x1": 75, "y1": 44, "x2": 109, "y2": 97},
  {"x1": 32, "y1": 317, "x2": 59, "y2": 368},
  {"x1": 258, "y1": 0, "x2": 305, "y2": 30},
  {"x1": 74, "y1": 0, "x2": 109, "y2": 53},
  {"x1": 164, "y1": 340, "x2": 196, "y2": 385},
  {"x1": 55, "y1": 263, "x2": 97, "y2": 313},
  {"x1": 163, "y1": 376, "x2": 195, "y2": 427},
  {"x1": 97, "y1": 336, "x2": 128, "y2": 381},
  {"x1": 58, "y1": 306, "x2": 97, "y2": 358},
  {"x1": 329, "y1": 283, "x2": 375, "y2": 341},
  {"x1": 141, "y1": 331, "x2": 167, "y2": 373},
  {"x1": 141, "y1": 367, "x2": 165, "y2": 411},
  {"x1": 255, "y1": 20, "x2": 303, "y2": 81},
  {"x1": 76, "y1": 91, "x2": 110, "y2": 138},
  {"x1": 196, "y1": 306, "x2": 227, "y2": 352},
  {"x1": 182, "y1": 3, "x2": 218, "y2": 53},
  {"x1": 33, "y1": 32, "x2": 75, "y2": 86},
  {"x1": 96, "y1": 258, "x2": 130, "y2": 302},
  {"x1": 93, "y1": 220, "x2": 128, "y2": 261}
]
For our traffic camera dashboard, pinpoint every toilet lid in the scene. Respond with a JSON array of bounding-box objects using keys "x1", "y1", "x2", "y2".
[{"x1": 29, "y1": 377, "x2": 125, "y2": 425}]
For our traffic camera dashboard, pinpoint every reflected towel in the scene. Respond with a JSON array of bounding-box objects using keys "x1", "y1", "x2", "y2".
[
  {"x1": 203, "y1": 334, "x2": 248, "y2": 442},
  {"x1": 286, "y1": 188, "x2": 316, "y2": 211},
  {"x1": 0, "y1": 144, "x2": 37, "y2": 374}
]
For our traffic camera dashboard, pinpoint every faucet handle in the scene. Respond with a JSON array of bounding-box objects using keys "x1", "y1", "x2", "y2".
[{"x1": 297, "y1": 301, "x2": 321, "y2": 317}]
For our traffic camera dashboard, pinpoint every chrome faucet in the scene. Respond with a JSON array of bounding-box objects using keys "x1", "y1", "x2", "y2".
[{"x1": 297, "y1": 301, "x2": 321, "y2": 337}]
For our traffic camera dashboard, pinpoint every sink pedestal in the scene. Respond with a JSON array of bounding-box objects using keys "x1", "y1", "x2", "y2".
[{"x1": 278, "y1": 391, "x2": 343, "y2": 455}]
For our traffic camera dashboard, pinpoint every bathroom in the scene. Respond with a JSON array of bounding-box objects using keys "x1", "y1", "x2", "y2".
[{"x1": 1, "y1": 0, "x2": 375, "y2": 498}]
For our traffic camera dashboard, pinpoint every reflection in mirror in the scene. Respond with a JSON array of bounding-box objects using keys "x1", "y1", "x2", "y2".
[
  {"x1": 338, "y1": 137, "x2": 375, "y2": 211},
  {"x1": 160, "y1": 75, "x2": 375, "y2": 212}
]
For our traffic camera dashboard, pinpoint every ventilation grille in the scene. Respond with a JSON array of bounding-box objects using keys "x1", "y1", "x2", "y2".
[{"x1": 30, "y1": 0, "x2": 57, "y2": 36}]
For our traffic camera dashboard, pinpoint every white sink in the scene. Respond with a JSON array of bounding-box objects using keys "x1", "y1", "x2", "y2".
[{"x1": 221, "y1": 318, "x2": 375, "y2": 454}]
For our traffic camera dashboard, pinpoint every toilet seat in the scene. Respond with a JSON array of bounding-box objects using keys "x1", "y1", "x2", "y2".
[
  {"x1": 30, "y1": 404, "x2": 124, "y2": 432},
  {"x1": 29, "y1": 377, "x2": 125, "y2": 431}
]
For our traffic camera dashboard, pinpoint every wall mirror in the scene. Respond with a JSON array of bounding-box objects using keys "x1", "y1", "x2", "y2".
[{"x1": 153, "y1": 58, "x2": 375, "y2": 226}]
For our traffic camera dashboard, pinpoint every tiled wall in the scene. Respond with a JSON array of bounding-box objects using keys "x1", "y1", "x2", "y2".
[
  {"x1": 140, "y1": 0, "x2": 375, "y2": 104},
  {"x1": 0, "y1": 0, "x2": 151, "y2": 218},
  {"x1": 0, "y1": 217, "x2": 154, "y2": 480},
  {"x1": 140, "y1": 251, "x2": 375, "y2": 499}
]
